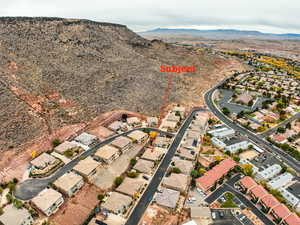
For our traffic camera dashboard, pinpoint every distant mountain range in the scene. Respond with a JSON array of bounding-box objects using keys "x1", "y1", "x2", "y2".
[{"x1": 140, "y1": 28, "x2": 300, "y2": 40}]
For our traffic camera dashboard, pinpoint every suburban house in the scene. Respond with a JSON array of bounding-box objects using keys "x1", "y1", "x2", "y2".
[
  {"x1": 196, "y1": 159, "x2": 236, "y2": 191},
  {"x1": 267, "y1": 172, "x2": 294, "y2": 189},
  {"x1": 260, "y1": 194, "x2": 280, "y2": 212},
  {"x1": 127, "y1": 130, "x2": 148, "y2": 143},
  {"x1": 160, "y1": 120, "x2": 177, "y2": 132},
  {"x1": 279, "y1": 188, "x2": 300, "y2": 211},
  {"x1": 30, "y1": 152, "x2": 62, "y2": 177},
  {"x1": 171, "y1": 157, "x2": 194, "y2": 175},
  {"x1": 54, "y1": 141, "x2": 83, "y2": 155},
  {"x1": 74, "y1": 132, "x2": 98, "y2": 147},
  {"x1": 162, "y1": 173, "x2": 189, "y2": 193},
  {"x1": 248, "y1": 185, "x2": 269, "y2": 202},
  {"x1": 108, "y1": 121, "x2": 124, "y2": 132},
  {"x1": 115, "y1": 177, "x2": 145, "y2": 197},
  {"x1": 141, "y1": 148, "x2": 164, "y2": 162},
  {"x1": 270, "y1": 204, "x2": 291, "y2": 223},
  {"x1": 152, "y1": 136, "x2": 170, "y2": 148},
  {"x1": 110, "y1": 136, "x2": 133, "y2": 153},
  {"x1": 147, "y1": 117, "x2": 158, "y2": 127},
  {"x1": 72, "y1": 156, "x2": 101, "y2": 182},
  {"x1": 212, "y1": 136, "x2": 250, "y2": 154},
  {"x1": 31, "y1": 188, "x2": 64, "y2": 216},
  {"x1": 236, "y1": 92, "x2": 253, "y2": 105},
  {"x1": 283, "y1": 214, "x2": 300, "y2": 225},
  {"x1": 87, "y1": 125, "x2": 116, "y2": 139},
  {"x1": 101, "y1": 192, "x2": 132, "y2": 215},
  {"x1": 53, "y1": 171, "x2": 84, "y2": 197},
  {"x1": 154, "y1": 188, "x2": 180, "y2": 210},
  {"x1": 171, "y1": 106, "x2": 185, "y2": 118},
  {"x1": 175, "y1": 148, "x2": 197, "y2": 161},
  {"x1": 208, "y1": 126, "x2": 235, "y2": 138},
  {"x1": 0, "y1": 204, "x2": 34, "y2": 225},
  {"x1": 133, "y1": 159, "x2": 155, "y2": 174},
  {"x1": 239, "y1": 176, "x2": 258, "y2": 194},
  {"x1": 127, "y1": 117, "x2": 142, "y2": 127},
  {"x1": 94, "y1": 145, "x2": 120, "y2": 164},
  {"x1": 166, "y1": 112, "x2": 180, "y2": 122},
  {"x1": 255, "y1": 164, "x2": 282, "y2": 182}
]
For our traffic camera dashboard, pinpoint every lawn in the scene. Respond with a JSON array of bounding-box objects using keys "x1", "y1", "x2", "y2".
[{"x1": 220, "y1": 192, "x2": 238, "y2": 208}]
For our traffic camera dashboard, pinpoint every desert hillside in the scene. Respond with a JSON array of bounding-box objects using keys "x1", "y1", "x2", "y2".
[{"x1": 0, "y1": 17, "x2": 247, "y2": 150}]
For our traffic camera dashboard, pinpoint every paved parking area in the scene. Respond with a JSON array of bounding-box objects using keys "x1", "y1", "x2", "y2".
[
  {"x1": 211, "y1": 209, "x2": 242, "y2": 225},
  {"x1": 93, "y1": 144, "x2": 144, "y2": 189},
  {"x1": 185, "y1": 188, "x2": 208, "y2": 208}
]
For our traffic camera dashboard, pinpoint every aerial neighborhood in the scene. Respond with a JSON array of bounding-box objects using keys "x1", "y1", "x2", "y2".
[{"x1": 1, "y1": 51, "x2": 300, "y2": 225}]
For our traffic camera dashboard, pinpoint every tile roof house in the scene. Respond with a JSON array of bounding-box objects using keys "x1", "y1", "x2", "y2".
[
  {"x1": 133, "y1": 159, "x2": 155, "y2": 174},
  {"x1": 239, "y1": 176, "x2": 257, "y2": 193},
  {"x1": 110, "y1": 136, "x2": 133, "y2": 153},
  {"x1": 53, "y1": 171, "x2": 84, "y2": 197},
  {"x1": 101, "y1": 192, "x2": 132, "y2": 214},
  {"x1": 271, "y1": 204, "x2": 291, "y2": 221},
  {"x1": 94, "y1": 145, "x2": 120, "y2": 164},
  {"x1": 249, "y1": 185, "x2": 269, "y2": 201},
  {"x1": 154, "y1": 188, "x2": 180, "y2": 210},
  {"x1": 196, "y1": 159, "x2": 236, "y2": 191},
  {"x1": 115, "y1": 177, "x2": 145, "y2": 197},
  {"x1": 260, "y1": 194, "x2": 280, "y2": 211},
  {"x1": 0, "y1": 204, "x2": 33, "y2": 225},
  {"x1": 283, "y1": 214, "x2": 300, "y2": 225},
  {"x1": 162, "y1": 173, "x2": 189, "y2": 193},
  {"x1": 31, "y1": 188, "x2": 64, "y2": 216}
]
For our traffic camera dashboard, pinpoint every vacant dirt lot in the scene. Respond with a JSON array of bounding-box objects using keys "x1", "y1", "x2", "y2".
[
  {"x1": 139, "y1": 204, "x2": 178, "y2": 225},
  {"x1": 50, "y1": 184, "x2": 99, "y2": 225}
]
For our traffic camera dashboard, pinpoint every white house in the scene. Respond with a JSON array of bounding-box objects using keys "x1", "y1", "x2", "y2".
[
  {"x1": 0, "y1": 205, "x2": 34, "y2": 225},
  {"x1": 255, "y1": 164, "x2": 282, "y2": 182},
  {"x1": 267, "y1": 172, "x2": 294, "y2": 190}
]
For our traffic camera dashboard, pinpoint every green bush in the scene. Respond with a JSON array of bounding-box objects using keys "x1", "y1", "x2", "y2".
[
  {"x1": 127, "y1": 172, "x2": 139, "y2": 178},
  {"x1": 171, "y1": 167, "x2": 181, "y2": 174},
  {"x1": 52, "y1": 138, "x2": 61, "y2": 147},
  {"x1": 130, "y1": 158, "x2": 137, "y2": 167},
  {"x1": 114, "y1": 177, "x2": 124, "y2": 187}
]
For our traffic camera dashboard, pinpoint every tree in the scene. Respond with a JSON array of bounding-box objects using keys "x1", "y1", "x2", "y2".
[
  {"x1": 121, "y1": 114, "x2": 128, "y2": 121},
  {"x1": 127, "y1": 172, "x2": 139, "y2": 178},
  {"x1": 242, "y1": 164, "x2": 253, "y2": 176},
  {"x1": 149, "y1": 131, "x2": 158, "y2": 140},
  {"x1": 222, "y1": 107, "x2": 230, "y2": 116},
  {"x1": 171, "y1": 167, "x2": 181, "y2": 174},
  {"x1": 198, "y1": 168, "x2": 206, "y2": 176},
  {"x1": 233, "y1": 155, "x2": 240, "y2": 162},
  {"x1": 114, "y1": 177, "x2": 124, "y2": 187},
  {"x1": 7, "y1": 182, "x2": 16, "y2": 192},
  {"x1": 277, "y1": 127, "x2": 286, "y2": 134},
  {"x1": 97, "y1": 194, "x2": 105, "y2": 201},
  {"x1": 190, "y1": 170, "x2": 200, "y2": 179},
  {"x1": 214, "y1": 155, "x2": 223, "y2": 162},
  {"x1": 286, "y1": 122, "x2": 291, "y2": 130},
  {"x1": 130, "y1": 158, "x2": 137, "y2": 167},
  {"x1": 248, "y1": 145, "x2": 254, "y2": 150},
  {"x1": 52, "y1": 138, "x2": 61, "y2": 147}
]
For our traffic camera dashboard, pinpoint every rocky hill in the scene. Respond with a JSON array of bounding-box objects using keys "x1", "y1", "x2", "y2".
[{"x1": 0, "y1": 17, "x2": 247, "y2": 150}]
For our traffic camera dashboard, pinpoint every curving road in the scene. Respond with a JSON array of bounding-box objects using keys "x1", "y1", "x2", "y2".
[
  {"x1": 15, "y1": 128, "x2": 173, "y2": 200},
  {"x1": 204, "y1": 81, "x2": 300, "y2": 173}
]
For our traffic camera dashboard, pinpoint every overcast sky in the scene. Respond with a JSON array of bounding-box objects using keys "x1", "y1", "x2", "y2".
[{"x1": 1, "y1": 0, "x2": 300, "y2": 34}]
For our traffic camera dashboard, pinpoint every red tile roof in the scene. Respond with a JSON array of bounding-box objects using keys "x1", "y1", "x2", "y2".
[
  {"x1": 272, "y1": 204, "x2": 291, "y2": 219},
  {"x1": 239, "y1": 176, "x2": 257, "y2": 190},
  {"x1": 196, "y1": 158, "x2": 236, "y2": 190},
  {"x1": 284, "y1": 214, "x2": 300, "y2": 225},
  {"x1": 260, "y1": 194, "x2": 280, "y2": 209},
  {"x1": 250, "y1": 185, "x2": 268, "y2": 199}
]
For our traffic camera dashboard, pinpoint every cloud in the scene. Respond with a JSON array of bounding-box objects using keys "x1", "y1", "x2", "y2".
[{"x1": 0, "y1": 0, "x2": 300, "y2": 33}]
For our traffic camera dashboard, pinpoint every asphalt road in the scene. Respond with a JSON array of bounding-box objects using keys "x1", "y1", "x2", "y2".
[
  {"x1": 260, "y1": 111, "x2": 300, "y2": 137},
  {"x1": 205, "y1": 175, "x2": 275, "y2": 225},
  {"x1": 14, "y1": 128, "x2": 173, "y2": 200},
  {"x1": 125, "y1": 108, "x2": 206, "y2": 225},
  {"x1": 204, "y1": 83, "x2": 300, "y2": 173}
]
